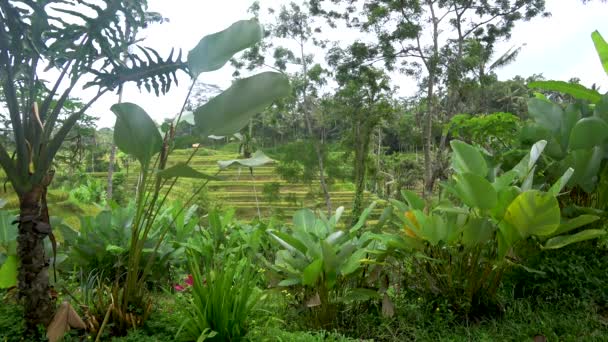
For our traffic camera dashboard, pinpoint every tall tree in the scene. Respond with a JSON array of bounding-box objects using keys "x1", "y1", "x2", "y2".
[
  {"x1": 0, "y1": 0, "x2": 186, "y2": 328},
  {"x1": 316, "y1": 0, "x2": 547, "y2": 197},
  {"x1": 328, "y1": 42, "x2": 395, "y2": 220},
  {"x1": 237, "y1": 1, "x2": 334, "y2": 214}
]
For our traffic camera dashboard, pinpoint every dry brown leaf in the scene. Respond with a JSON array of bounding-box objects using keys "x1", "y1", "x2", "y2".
[
  {"x1": 381, "y1": 294, "x2": 395, "y2": 318},
  {"x1": 47, "y1": 301, "x2": 86, "y2": 342},
  {"x1": 306, "y1": 293, "x2": 321, "y2": 307}
]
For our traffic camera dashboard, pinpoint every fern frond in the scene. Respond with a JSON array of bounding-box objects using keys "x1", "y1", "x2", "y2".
[{"x1": 84, "y1": 46, "x2": 187, "y2": 96}]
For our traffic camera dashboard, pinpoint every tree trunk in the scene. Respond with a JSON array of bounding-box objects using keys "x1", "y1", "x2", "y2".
[
  {"x1": 299, "y1": 41, "x2": 332, "y2": 215},
  {"x1": 107, "y1": 144, "x2": 117, "y2": 201},
  {"x1": 423, "y1": 78, "x2": 435, "y2": 198},
  {"x1": 17, "y1": 184, "x2": 54, "y2": 330},
  {"x1": 352, "y1": 123, "x2": 371, "y2": 224}
]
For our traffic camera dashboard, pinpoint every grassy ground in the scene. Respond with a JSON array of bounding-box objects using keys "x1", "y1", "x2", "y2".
[{"x1": 2, "y1": 288, "x2": 605, "y2": 341}]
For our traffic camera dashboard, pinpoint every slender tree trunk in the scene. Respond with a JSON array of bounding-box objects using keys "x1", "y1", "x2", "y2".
[
  {"x1": 17, "y1": 183, "x2": 54, "y2": 330},
  {"x1": 107, "y1": 144, "x2": 116, "y2": 201},
  {"x1": 423, "y1": 0, "x2": 439, "y2": 199},
  {"x1": 299, "y1": 41, "x2": 332, "y2": 215},
  {"x1": 107, "y1": 24, "x2": 131, "y2": 203},
  {"x1": 352, "y1": 121, "x2": 371, "y2": 223}
]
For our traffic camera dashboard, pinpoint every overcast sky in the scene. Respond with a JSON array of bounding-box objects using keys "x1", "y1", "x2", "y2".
[{"x1": 86, "y1": 0, "x2": 608, "y2": 128}]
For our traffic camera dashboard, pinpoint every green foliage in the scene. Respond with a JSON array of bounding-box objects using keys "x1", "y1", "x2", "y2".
[
  {"x1": 447, "y1": 113, "x2": 521, "y2": 154},
  {"x1": 267, "y1": 204, "x2": 382, "y2": 327},
  {"x1": 194, "y1": 72, "x2": 291, "y2": 137},
  {"x1": 217, "y1": 150, "x2": 274, "y2": 169},
  {"x1": 58, "y1": 201, "x2": 196, "y2": 286},
  {"x1": 111, "y1": 103, "x2": 163, "y2": 168},
  {"x1": 528, "y1": 81, "x2": 602, "y2": 103},
  {"x1": 107, "y1": 17, "x2": 289, "y2": 333},
  {"x1": 67, "y1": 175, "x2": 106, "y2": 205},
  {"x1": 263, "y1": 182, "x2": 281, "y2": 204},
  {"x1": 187, "y1": 19, "x2": 263, "y2": 76},
  {"x1": 0, "y1": 208, "x2": 17, "y2": 289},
  {"x1": 0, "y1": 301, "x2": 26, "y2": 341},
  {"x1": 508, "y1": 242, "x2": 608, "y2": 307},
  {"x1": 383, "y1": 140, "x2": 603, "y2": 317},
  {"x1": 273, "y1": 141, "x2": 348, "y2": 186},
  {"x1": 178, "y1": 253, "x2": 261, "y2": 341},
  {"x1": 523, "y1": 95, "x2": 608, "y2": 193},
  {"x1": 591, "y1": 30, "x2": 608, "y2": 75}
]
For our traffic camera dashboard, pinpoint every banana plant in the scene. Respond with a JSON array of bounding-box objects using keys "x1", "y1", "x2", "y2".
[
  {"x1": 267, "y1": 204, "x2": 381, "y2": 326},
  {"x1": 108, "y1": 19, "x2": 290, "y2": 333},
  {"x1": 525, "y1": 31, "x2": 608, "y2": 194},
  {"x1": 390, "y1": 139, "x2": 606, "y2": 255},
  {"x1": 381, "y1": 140, "x2": 605, "y2": 314}
]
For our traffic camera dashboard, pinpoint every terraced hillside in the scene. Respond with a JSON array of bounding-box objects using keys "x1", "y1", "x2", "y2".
[
  {"x1": 98, "y1": 148, "x2": 383, "y2": 222},
  {"x1": 0, "y1": 147, "x2": 384, "y2": 223}
]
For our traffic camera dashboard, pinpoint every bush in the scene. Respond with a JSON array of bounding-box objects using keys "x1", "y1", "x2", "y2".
[
  {"x1": 263, "y1": 182, "x2": 281, "y2": 204},
  {"x1": 507, "y1": 241, "x2": 608, "y2": 307},
  {"x1": 0, "y1": 300, "x2": 25, "y2": 342},
  {"x1": 58, "y1": 202, "x2": 188, "y2": 287},
  {"x1": 178, "y1": 253, "x2": 262, "y2": 341}
]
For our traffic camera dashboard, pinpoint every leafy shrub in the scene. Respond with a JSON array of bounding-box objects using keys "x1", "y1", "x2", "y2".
[
  {"x1": 267, "y1": 204, "x2": 385, "y2": 328},
  {"x1": 447, "y1": 112, "x2": 521, "y2": 154},
  {"x1": 67, "y1": 174, "x2": 106, "y2": 205},
  {"x1": 263, "y1": 182, "x2": 281, "y2": 204},
  {"x1": 178, "y1": 253, "x2": 262, "y2": 341},
  {"x1": 274, "y1": 141, "x2": 348, "y2": 186},
  {"x1": 111, "y1": 171, "x2": 128, "y2": 205},
  {"x1": 381, "y1": 140, "x2": 605, "y2": 318},
  {"x1": 507, "y1": 241, "x2": 608, "y2": 307},
  {"x1": 58, "y1": 202, "x2": 193, "y2": 286},
  {"x1": 0, "y1": 300, "x2": 25, "y2": 341}
]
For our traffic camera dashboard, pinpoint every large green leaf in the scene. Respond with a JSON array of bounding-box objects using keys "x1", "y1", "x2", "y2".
[
  {"x1": 294, "y1": 209, "x2": 316, "y2": 232},
  {"x1": 544, "y1": 229, "x2": 606, "y2": 249},
  {"x1": 268, "y1": 229, "x2": 307, "y2": 256},
  {"x1": 217, "y1": 150, "x2": 274, "y2": 169},
  {"x1": 504, "y1": 190, "x2": 560, "y2": 238},
  {"x1": 0, "y1": 211, "x2": 16, "y2": 255},
  {"x1": 560, "y1": 105, "x2": 581, "y2": 150},
  {"x1": 194, "y1": 72, "x2": 290, "y2": 137},
  {"x1": 528, "y1": 98, "x2": 563, "y2": 133},
  {"x1": 450, "y1": 140, "x2": 488, "y2": 177},
  {"x1": 400, "y1": 189, "x2": 425, "y2": 210},
  {"x1": 490, "y1": 186, "x2": 520, "y2": 219},
  {"x1": 341, "y1": 248, "x2": 367, "y2": 276},
  {"x1": 321, "y1": 241, "x2": 337, "y2": 288},
  {"x1": 548, "y1": 168, "x2": 574, "y2": 196},
  {"x1": 188, "y1": 19, "x2": 263, "y2": 76},
  {"x1": 552, "y1": 215, "x2": 600, "y2": 236},
  {"x1": 528, "y1": 81, "x2": 602, "y2": 103},
  {"x1": 157, "y1": 163, "x2": 221, "y2": 180},
  {"x1": 302, "y1": 258, "x2": 323, "y2": 286},
  {"x1": 452, "y1": 173, "x2": 497, "y2": 210},
  {"x1": 592, "y1": 30, "x2": 608, "y2": 75},
  {"x1": 420, "y1": 214, "x2": 449, "y2": 246},
  {"x1": 462, "y1": 218, "x2": 494, "y2": 248},
  {"x1": 512, "y1": 140, "x2": 546, "y2": 180},
  {"x1": 0, "y1": 255, "x2": 17, "y2": 288},
  {"x1": 569, "y1": 146, "x2": 603, "y2": 192},
  {"x1": 569, "y1": 117, "x2": 608, "y2": 150},
  {"x1": 111, "y1": 103, "x2": 162, "y2": 167}
]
